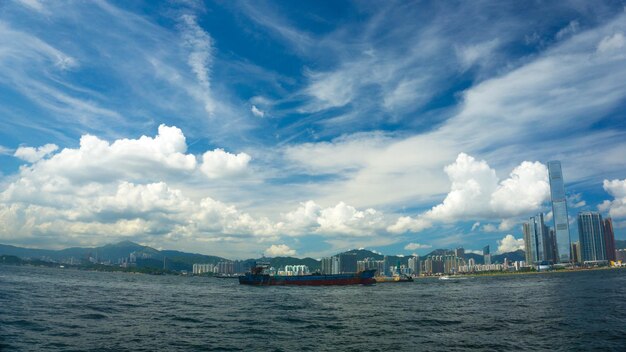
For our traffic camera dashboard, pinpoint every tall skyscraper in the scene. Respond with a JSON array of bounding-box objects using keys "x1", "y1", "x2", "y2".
[
  {"x1": 578, "y1": 212, "x2": 607, "y2": 262},
  {"x1": 547, "y1": 161, "x2": 571, "y2": 262},
  {"x1": 523, "y1": 213, "x2": 553, "y2": 264},
  {"x1": 483, "y1": 245, "x2": 491, "y2": 265},
  {"x1": 603, "y1": 218, "x2": 616, "y2": 262}
]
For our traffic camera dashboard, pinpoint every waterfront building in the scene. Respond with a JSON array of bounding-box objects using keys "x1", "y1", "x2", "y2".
[
  {"x1": 523, "y1": 213, "x2": 554, "y2": 265},
  {"x1": 338, "y1": 253, "x2": 357, "y2": 273},
  {"x1": 357, "y1": 257, "x2": 380, "y2": 272},
  {"x1": 217, "y1": 261, "x2": 234, "y2": 274},
  {"x1": 454, "y1": 247, "x2": 465, "y2": 258},
  {"x1": 321, "y1": 257, "x2": 333, "y2": 274},
  {"x1": 193, "y1": 263, "x2": 214, "y2": 274},
  {"x1": 547, "y1": 161, "x2": 572, "y2": 262},
  {"x1": 383, "y1": 255, "x2": 392, "y2": 276},
  {"x1": 408, "y1": 255, "x2": 420, "y2": 276},
  {"x1": 331, "y1": 256, "x2": 340, "y2": 274},
  {"x1": 616, "y1": 249, "x2": 626, "y2": 263},
  {"x1": 483, "y1": 245, "x2": 491, "y2": 266},
  {"x1": 578, "y1": 212, "x2": 607, "y2": 262},
  {"x1": 603, "y1": 218, "x2": 616, "y2": 262},
  {"x1": 571, "y1": 242, "x2": 581, "y2": 263}
]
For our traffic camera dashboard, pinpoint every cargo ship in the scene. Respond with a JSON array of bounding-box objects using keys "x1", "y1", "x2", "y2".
[{"x1": 239, "y1": 263, "x2": 376, "y2": 286}]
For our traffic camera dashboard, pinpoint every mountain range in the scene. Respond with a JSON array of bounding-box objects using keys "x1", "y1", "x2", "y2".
[{"x1": 0, "y1": 240, "x2": 554, "y2": 272}]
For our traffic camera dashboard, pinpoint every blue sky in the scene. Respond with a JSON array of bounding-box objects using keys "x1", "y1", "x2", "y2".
[{"x1": 1, "y1": 0, "x2": 625, "y2": 259}]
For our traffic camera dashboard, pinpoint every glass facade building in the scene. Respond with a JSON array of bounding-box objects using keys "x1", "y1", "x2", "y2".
[
  {"x1": 522, "y1": 213, "x2": 555, "y2": 264},
  {"x1": 547, "y1": 161, "x2": 571, "y2": 263},
  {"x1": 577, "y1": 212, "x2": 607, "y2": 262}
]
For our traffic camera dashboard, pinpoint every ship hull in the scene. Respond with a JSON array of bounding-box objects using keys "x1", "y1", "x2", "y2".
[{"x1": 239, "y1": 269, "x2": 376, "y2": 286}]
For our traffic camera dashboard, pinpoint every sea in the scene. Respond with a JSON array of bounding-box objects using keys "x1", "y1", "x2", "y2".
[{"x1": 1, "y1": 266, "x2": 625, "y2": 351}]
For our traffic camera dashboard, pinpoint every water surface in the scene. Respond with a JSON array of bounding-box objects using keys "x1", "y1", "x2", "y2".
[{"x1": 1, "y1": 266, "x2": 625, "y2": 351}]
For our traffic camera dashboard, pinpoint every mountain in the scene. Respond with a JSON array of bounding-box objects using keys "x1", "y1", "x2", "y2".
[
  {"x1": 0, "y1": 241, "x2": 228, "y2": 272},
  {"x1": 616, "y1": 239, "x2": 626, "y2": 250},
  {"x1": 493, "y1": 250, "x2": 525, "y2": 263}
]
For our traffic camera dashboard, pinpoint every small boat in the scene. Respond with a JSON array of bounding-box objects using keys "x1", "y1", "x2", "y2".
[{"x1": 375, "y1": 275, "x2": 414, "y2": 283}]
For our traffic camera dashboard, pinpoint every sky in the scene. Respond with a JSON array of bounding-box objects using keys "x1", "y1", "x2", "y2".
[{"x1": 1, "y1": 0, "x2": 626, "y2": 259}]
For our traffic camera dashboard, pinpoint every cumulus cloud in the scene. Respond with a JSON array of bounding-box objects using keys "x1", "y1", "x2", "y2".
[
  {"x1": 428, "y1": 154, "x2": 549, "y2": 221},
  {"x1": 404, "y1": 242, "x2": 432, "y2": 250},
  {"x1": 0, "y1": 126, "x2": 275, "y2": 250},
  {"x1": 200, "y1": 149, "x2": 251, "y2": 179},
  {"x1": 250, "y1": 105, "x2": 265, "y2": 117},
  {"x1": 599, "y1": 179, "x2": 626, "y2": 218},
  {"x1": 279, "y1": 201, "x2": 386, "y2": 236},
  {"x1": 14, "y1": 144, "x2": 58, "y2": 162},
  {"x1": 264, "y1": 244, "x2": 296, "y2": 257},
  {"x1": 390, "y1": 153, "x2": 550, "y2": 233},
  {"x1": 497, "y1": 234, "x2": 525, "y2": 253},
  {"x1": 387, "y1": 216, "x2": 432, "y2": 234}
]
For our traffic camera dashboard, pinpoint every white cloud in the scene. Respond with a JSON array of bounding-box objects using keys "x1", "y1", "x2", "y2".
[
  {"x1": 497, "y1": 234, "x2": 525, "y2": 253},
  {"x1": 471, "y1": 222, "x2": 480, "y2": 231},
  {"x1": 456, "y1": 39, "x2": 499, "y2": 70},
  {"x1": 597, "y1": 32, "x2": 625, "y2": 53},
  {"x1": 555, "y1": 20, "x2": 580, "y2": 40},
  {"x1": 200, "y1": 149, "x2": 251, "y2": 179},
  {"x1": 179, "y1": 14, "x2": 215, "y2": 114},
  {"x1": 279, "y1": 201, "x2": 386, "y2": 237},
  {"x1": 600, "y1": 179, "x2": 626, "y2": 218},
  {"x1": 0, "y1": 145, "x2": 14, "y2": 156},
  {"x1": 490, "y1": 161, "x2": 550, "y2": 216},
  {"x1": 387, "y1": 216, "x2": 432, "y2": 234},
  {"x1": 250, "y1": 105, "x2": 265, "y2": 117},
  {"x1": 404, "y1": 242, "x2": 432, "y2": 250},
  {"x1": 14, "y1": 144, "x2": 58, "y2": 163},
  {"x1": 389, "y1": 153, "x2": 549, "y2": 233},
  {"x1": 482, "y1": 224, "x2": 498, "y2": 233},
  {"x1": 317, "y1": 202, "x2": 384, "y2": 236},
  {"x1": 430, "y1": 154, "x2": 547, "y2": 221},
  {"x1": 264, "y1": 244, "x2": 296, "y2": 257}
]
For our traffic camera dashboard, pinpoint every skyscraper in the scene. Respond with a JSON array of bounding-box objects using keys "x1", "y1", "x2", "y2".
[
  {"x1": 603, "y1": 217, "x2": 616, "y2": 262},
  {"x1": 578, "y1": 212, "x2": 607, "y2": 262},
  {"x1": 483, "y1": 245, "x2": 491, "y2": 265},
  {"x1": 547, "y1": 161, "x2": 571, "y2": 262},
  {"x1": 523, "y1": 213, "x2": 553, "y2": 264}
]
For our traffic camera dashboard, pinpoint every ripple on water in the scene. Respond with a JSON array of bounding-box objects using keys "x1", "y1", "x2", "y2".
[{"x1": 2, "y1": 266, "x2": 626, "y2": 351}]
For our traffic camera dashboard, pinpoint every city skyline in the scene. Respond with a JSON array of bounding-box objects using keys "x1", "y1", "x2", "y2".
[{"x1": 0, "y1": 1, "x2": 626, "y2": 259}]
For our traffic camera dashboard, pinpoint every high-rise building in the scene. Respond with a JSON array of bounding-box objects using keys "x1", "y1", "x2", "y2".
[
  {"x1": 571, "y1": 242, "x2": 581, "y2": 263},
  {"x1": 321, "y1": 257, "x2": 333, "y2": 274},
  {"x1": 578, "y1": 212, "x2": 607, "y2": 262},
  {"x1": 338, "y1": 253, "x2": 357, "y2": 273},
  {"x1": 523, "y1": 213, "x2": 555, "y2": 264},
  {"x1": 454, "y1": 247, "x2": 465, "y2": 258},
  {"x1": 603, "y1": 218, "x2": 616, "y2": 262},
  {"x1": 547, "y1": 161, "x2": 571, "y2": 262},
  {"x1": 408, "y1": 255, "x2": 420, "y2": 276},
  {"x1": 331, "y1": 256, "x2": 340, "y2": 274},
  {"x1": 483, "y1": 245, "x2": 491, "y2": 265}
]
